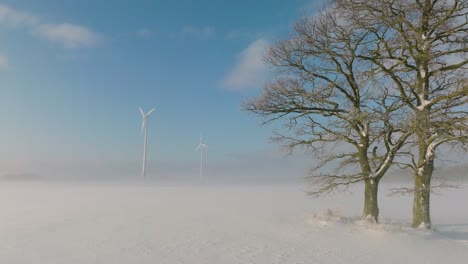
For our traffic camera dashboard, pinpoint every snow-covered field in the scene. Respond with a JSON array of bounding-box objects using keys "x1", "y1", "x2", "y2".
[{"x1": 0, "y1": 181, "x2": 467, "y2": 264}]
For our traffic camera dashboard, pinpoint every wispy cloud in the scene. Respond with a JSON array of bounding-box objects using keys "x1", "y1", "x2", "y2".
[
  {"x1": 181, "y1": 26, "x2": 215, "y2": 39},
  {"x1": 136, "y1": 28, "x2": 153, "y2": 38},
  {"x1": 222, "y1": 39, "x2": 270, "y2": 91},
  {"x1": 0, "y1": 4, "x2": 101, "y2": 49},
  {"x1": 226, "y1": 30, "x2": 248, "y2": 40},
  {"x1": 0, "y1": 54, "x2": 9, "y2": 68},
  {"x1": 35, "y1": 23, "x2": 100, "y2": 49},
  {"x1": 0, "y1": 4, "x2": 37, "y2": 26},
  {"x1": 225, "y1": 29, "x2": 261, "y2": 40}
]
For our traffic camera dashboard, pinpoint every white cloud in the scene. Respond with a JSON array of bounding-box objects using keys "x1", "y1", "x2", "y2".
[
  {"x1": 35, "y1": 23, "x2": 100, "y2": 49},
  {"x1": 226, "y1": 29, "x2": 251, "y2": 40},
  {"x1": 0, "y1": 4, "x2": 100, "y2": 49},
  {"x1": 137, "y1": 28, "x2": 153, "y2": 38},
  {"x1": 225, "y1": 29, "x2": 263, "y2": 40},
  {"x1": 0, "y1": 54, "x2": 9, "y2": 68},
  {"x1": 0, "y1": 4, "x2": 37, "y2": 26},
  {"x1": 181, "y1": 26, "x2": 215, "y2": 39},
  {"x1": 222, "y1": 39, "x2": 270, "y2": 91}
]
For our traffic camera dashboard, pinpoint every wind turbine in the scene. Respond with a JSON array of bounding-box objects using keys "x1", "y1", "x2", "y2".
[
  {"x1": 196, "y1": 134, "x2": 207, "y2": 180},
  {"x1": 140, "y1": 107, "x2": 155, "y2": 178}
]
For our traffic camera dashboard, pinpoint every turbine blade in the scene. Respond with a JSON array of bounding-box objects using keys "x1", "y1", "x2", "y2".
[
  {"x1": 202, "y1": 144, "x2": 207, "y2": 148},
  {"x1": 139, "y1": 107, "x2": 144, "y2": 116},
  {"x1": 146, "y1": 108, "x2": 156, "y2": 116},
  {"x1": 196, "y1": 144, "x2": 201, "y2": 151}
]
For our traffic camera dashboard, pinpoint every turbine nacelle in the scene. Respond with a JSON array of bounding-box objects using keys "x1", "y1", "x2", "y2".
[
  {"x1": 196, "y1": 134, "x2": 208, "y2": 151},
  {"x1": 196, "y1": 143, "x2": 207, "y2": 151},
  {"x1": 140, "y1": 107, "x2": 155, "y2": 134}
]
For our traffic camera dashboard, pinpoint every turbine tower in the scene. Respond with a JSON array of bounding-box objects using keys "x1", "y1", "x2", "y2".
[
  {"x1": 140, "y1": 107, "x2": 155, "y2": 178},
  {"x1": 196, "y1": 134, "x2": 207, "y2": 180}
]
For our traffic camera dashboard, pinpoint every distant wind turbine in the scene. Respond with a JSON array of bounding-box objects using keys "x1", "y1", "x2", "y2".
[
  {"x1": 140, "y1": 107, "x2": 155, "y2": 178},
  {"x1": 196, "y1": 134, "x2": 207, "y2": 180}
]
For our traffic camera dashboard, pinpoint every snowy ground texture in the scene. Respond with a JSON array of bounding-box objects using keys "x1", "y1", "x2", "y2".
[{"x1": 0, "y1": 181, "x2": 467, "y2": 264}]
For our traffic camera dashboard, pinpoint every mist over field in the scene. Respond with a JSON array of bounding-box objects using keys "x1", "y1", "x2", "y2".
[
  {"x1": 0, "y1": 180, "x2": 467, "y2": 264},
  {"x1": 2, "y1": 161, "x2": 466, "y2": 183}
]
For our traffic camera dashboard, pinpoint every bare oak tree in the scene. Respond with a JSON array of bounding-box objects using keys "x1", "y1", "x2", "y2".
[
  {"x1": 243, "y1": 8, "x2": 411, "y2": 222},
  {"x1": 336, "y1": 0, "x2": 468, "y2": 228}
]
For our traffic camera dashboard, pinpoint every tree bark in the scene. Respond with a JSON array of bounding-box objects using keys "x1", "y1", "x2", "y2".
[
  {"x1": 412, "y1": 161, "x2": 433, "y2": 228},
  {"x1": 412, "y1": 102, "x2": 434, "y2": 229},
  {"x1": 363, "y1": 178, "x2": 380, "y2": 223}
]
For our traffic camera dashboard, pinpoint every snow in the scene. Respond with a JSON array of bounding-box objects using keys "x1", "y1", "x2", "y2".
[
  {"x1": 416, "y1": 99, "x2": 431, "y2": 110},
  {"x1": 374, "y1": 155, "x2": 392, "y2": 176},
  {"x1": 0, "y1": 181, "x2": 467, "y2": 264},
  {"x1": 359, "y1": 123, "x2": 368, "y2": 137},
  {"x1": 417, "y1": 166, "x2": 424, "y2": 176},
  {"x1": 425, "y1": 141, "x2": 438, "y2": 161},
  {"x1": 416, "y1": 93, "x2": 431, "y2": 111},
  {"x1": 420, "y1": 67, "x2": 426, "y2": 78}
]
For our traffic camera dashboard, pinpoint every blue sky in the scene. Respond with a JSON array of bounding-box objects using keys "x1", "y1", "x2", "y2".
[{"x1": 0, "y1": 0, "x2": 323, "y2": 180}]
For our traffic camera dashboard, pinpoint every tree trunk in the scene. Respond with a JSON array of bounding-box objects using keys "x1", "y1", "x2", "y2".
[
  {"x1": 412, "y1": 161, "x2": 433, "y2": 229},
  {"x1": 412, "y1": 104, "x2": 434, "y2": 229},
  {"x1": 363, "y1": 178, "x2": 380, "y2": 223}
]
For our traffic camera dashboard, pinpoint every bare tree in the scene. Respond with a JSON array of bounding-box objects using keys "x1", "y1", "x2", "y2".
[
  {"x1": 243, "y1": 8, "x2": 411, "y2": 222},
  {"x1": 336, "y1": 0, "x2": 468, "y2": 228}
]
